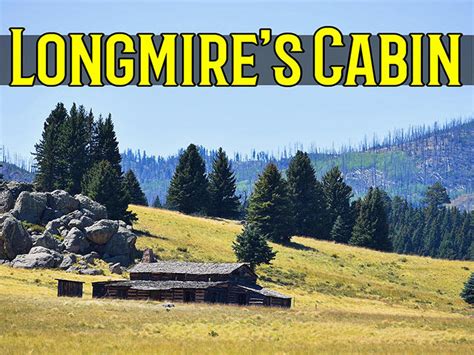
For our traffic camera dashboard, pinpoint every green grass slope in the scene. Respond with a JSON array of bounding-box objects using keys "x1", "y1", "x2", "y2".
[{"x1": 0, "y1": 205, "x2": 473, "y2": 354}]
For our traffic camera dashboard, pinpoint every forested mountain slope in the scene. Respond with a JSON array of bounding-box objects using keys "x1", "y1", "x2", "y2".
[{"x1": 122, "y1": 119, "x2": 474, "y2": 207}]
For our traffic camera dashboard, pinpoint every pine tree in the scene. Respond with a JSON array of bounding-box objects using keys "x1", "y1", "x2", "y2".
[
  {"x1": 208, "y1": 148, "x2": 240, "y2": 218},
  {"x1": 33, "y1": 103, "x2": 69, "y2": 191},
  {"x1": 286, "y1": 151, "x2": 326, "y2": 237},
  {"x1": 349, "y1": 187, "x2": 391, "y2": 251},
  {"x1": 124, "y1": 170, "x2": 148, "y2": 206},
  {"x1": 246, "y1": 163, "x2": 293, "y2": 244},
  {"x1": 322, "y1": 167, "x2": 353, "y2": 241},
  {"x1": 232, "y1": 224, "x2": 276, "y2": 270},
  {"x1": 91, "y1": 114, "x2": 122, "y2": 174},
  {"x1": 424, "y1": 181, "x2": 450, "y2": 208},
  {"x1": 166, "y1": 144, "x2": 209, "y2": 214},
  {"x1": 330, "y1": 215, "x2": 351, "y2": 243},
  {"x1": 82, "y1": 160, "x2": 136, "y2": 224},
  {"x1": 152, "y1": 195, "x2": 162, "y2": 208},
  {"x1": 460, "y1": 272, "x2": 474, "y2": 304},
  {"x1": 59, "y1": 104, "x2": 93, "y2": 194}
]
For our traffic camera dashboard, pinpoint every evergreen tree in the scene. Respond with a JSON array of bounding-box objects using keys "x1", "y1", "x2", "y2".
[
  {"x1": 330, "y1": 215, "x2": 351, "y2": 243},
  {"x1": 232, "y1": 224, "x2": 276, "y2": 270},
  {"x1": 424, "y1": 181, "x2": 450, "y2": 208},
  {"x1": 152, "y1": 195, "x2": 162, "y2": 208},
  {"x1": 286, "y1": 151, "x2": 326, "y2": 237},
  {"x1": 124, "y1": 170, "x2": 148, "y2": 206},
  {"x1": 246, "y1": 163, "x2": 293, "y2": 244},
  {"x1": 59, "y1": 104, "x2": 93, "y2": 194},
  {"x1": 460, "y1": 272, "x2": 474, "y2": 304},
  {"x1": 33, "y1": 103, "x2": 69, "y2": 191},
  {"x1": 91, "y1": 114, "x2": 122, "y2": 174},
  {"x1": 350, "y1": 187, "x2": 391, "y2": 251},
  {"x1": 208, "y1": 148, "x2": 240, "y2": 218},
  {"x1": 82, "y1": 160, "x2": 136, "y2": 224},
  {"x1": 322, "y1": 167, "x2": 353, "y2": 241},
  {"x1": 166, "y1": 144, "x2": 209, "y2": 214}
]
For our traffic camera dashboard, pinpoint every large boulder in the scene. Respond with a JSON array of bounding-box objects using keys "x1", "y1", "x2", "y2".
[
  {"x1": 0, "y1": 216, "x2": 32, "y2": 260},
  {"x1": 102, "y1": 227, "x2": 137, "y2": 266},
  {"x1": 74, "y1": 195, "x2": 107, "y2": 221},
  {"x1": 32, "y1": 231, "x2": 63, "y2": 252},
  {"x1": 48, "y1": 190, "x2": 79, "y2": 216},
  {"x1": 85, "y1": 220, "x2": 118, "y2": 245},
  {"x1": 11, "y1": 247, "x2": 62, "y2": 269},
  {"x1": 29, "y1": 246, "x2": 63, "y2": 266},
  {"x1": 44, "y1": 210, "x2": 84, "y2": 236},
  {"x1": 11, "y1": 191, "x2": 48, "y2": 224},
  {"x1": 58, "y1": 253, "x2": 76, "y2": 270},
  {"x1": 0, "y1": 187, "x2": 14, "y2": 213},
  {"x1": 62, "y1": 227, "x2": 90, "y2": 254}
]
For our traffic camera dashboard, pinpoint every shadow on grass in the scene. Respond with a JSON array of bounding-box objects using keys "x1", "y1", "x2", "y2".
[
  {"x1": 281, "y1": 241, "x2": 318, "y2": 252},
  {"x1": 133, "y1": 229, "x2": 169, "y2": 240}
]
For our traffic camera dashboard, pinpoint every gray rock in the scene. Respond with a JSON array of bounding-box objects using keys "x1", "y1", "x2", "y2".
[
  {"x1": 0, "y1": 216, "x2": 32, "y2": 260},
  {"x1": 11, "y1": 191, "x2": 48, "y2": 224},
  {"x1": 85, "y1": 220, "x2": 118, "y2": 245},
  {"x1": 11, "y1": 249, "x2": 59, "y2": 269},
  {"x1": 28, "y1": 246, "x2": 63, "y2": 267},
  {"x1": 68, "y1": 219, "x2": 82, "y2": 229},
  {"x1": 102, "y1": 227, "x2": 137, "y2": 266},
  {"x1": 74, "y1": 195, "x2": 107, "y2": 221},
  {"x1": 104, "y1": 254, "x2": 130, "y2": 266},
  {"x1": 0, "y1": 188, "x2": 14, "y2": 213},
  {"x1": 83, "y1": 251, "x2": 100, "y2": 265},
  {"x1": 109, "y1": 262, "x2": 123, "y2": 274},
  {"x1": 62, "y1": 227, "x2": 90, "y2": 254},
  {"x1": 44, "y1": 219, "x2": 61, "y2": 236},
  {"x1": 103, "y1": 227, "x2": 134, "y2": 256},
  {"x1": 40, "y1": 207, "x2": 58, "y2": 224},
  {"x1": 6, "y1": 182, "x2": 33, "y2": 201},
  {"x1": 58, "y1": 254, "x2": 76, "y2": 270},
  {"x1": 78, "y1": 268, "x2": 104, "y2": 276},
  {"x1": 79, "y1": 215, "x2": 94, "y2": 228},
  {"x1": 48, "y1": 190, "x2": 80, "y2": 216},
  {"x1": 32, "y1": 231, "x2": 63, "y2": 252},
  {"x1": 0, "y1": 259, "x2": 11, "y2": 266}
]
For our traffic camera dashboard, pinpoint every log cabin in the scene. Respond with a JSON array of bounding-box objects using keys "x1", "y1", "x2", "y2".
[{"x1": 92, "y1": 261, "x2": 291, "y2": 307}]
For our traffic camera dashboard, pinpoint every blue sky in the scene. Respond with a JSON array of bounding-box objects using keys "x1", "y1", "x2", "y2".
[{"x1": 1, "y1": 0, "x2": 473, "y2": 159}]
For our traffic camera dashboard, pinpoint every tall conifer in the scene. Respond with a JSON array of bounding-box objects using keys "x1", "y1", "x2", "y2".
[
  {"x1": 246, "y1": 163, "x2": 293, "y2": 244},
  {"x1": 287, "y1": 151, "x2": 326, "y2": 237},
  {"x1": 322, "y1": 167, "x2": 353, "y2": 241},
  {"x1": 208, "y1": 148, "x2": 240, "y2": 218},
  {"x1": 82, "y1": 160, "x2": 136, "y2": 224},
  {"x1": 34, "y1": 103, "x2": 69, "y2": 191},
  {"x1": 166, "y1": 144, "x2": 209, "y2": 214},
  {"x1": 124, "y1": 170, "x2": 148, "y2": 206}
]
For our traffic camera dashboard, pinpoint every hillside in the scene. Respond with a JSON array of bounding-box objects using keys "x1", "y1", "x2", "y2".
[
  {"x1": 0, "y1": 162, "x2": 34, "y2": 183},
  {"x1": 1, "y1": 206, "x2": 473, "y2": 353},
  {"x1": 121, "y1": 118, "x2": 474, "y2": 207}
]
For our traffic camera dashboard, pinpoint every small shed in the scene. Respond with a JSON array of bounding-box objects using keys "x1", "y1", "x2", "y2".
[{"x1": 56, "y1": 279, "x2": 84, "y2": 298}]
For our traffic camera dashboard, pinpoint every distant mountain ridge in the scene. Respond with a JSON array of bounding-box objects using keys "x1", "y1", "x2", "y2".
[
  {"x1": 121, "y1": 118, "x2": 474, "y2": 208},
  {"x1": 3, "y1": 118, "x2": 473, "y2": 210}
]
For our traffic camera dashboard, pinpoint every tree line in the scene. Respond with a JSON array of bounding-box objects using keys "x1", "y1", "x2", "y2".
[
  {"x1": 34, "y1": 102, "x2": 148, "y2": 224},
  {"x1": 164, "y1": 146, "x2": 473, "y2": 267}
]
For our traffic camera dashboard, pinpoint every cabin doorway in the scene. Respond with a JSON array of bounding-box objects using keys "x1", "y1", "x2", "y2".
[
  {"x1": 184, "y1": 290, "x2": 195, "y2": 302},
  {"x1": 237, "y1": 293, "x2": 247, "y2": 305}
]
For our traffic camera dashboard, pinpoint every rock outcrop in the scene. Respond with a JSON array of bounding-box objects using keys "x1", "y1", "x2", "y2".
[{"x1": 0, "y1": 186, "x2": 139, "y2": 270}]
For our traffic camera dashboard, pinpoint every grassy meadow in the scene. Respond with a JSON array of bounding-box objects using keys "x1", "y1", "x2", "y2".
[{"x1": 0, "y1": 205, "x2": 473, "y2": 354}]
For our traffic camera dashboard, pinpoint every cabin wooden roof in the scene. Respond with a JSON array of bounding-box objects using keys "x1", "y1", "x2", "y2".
[
  {"x1": 107, "y1": 280, "x2": 226, "y2": 291},
  {"x1": 236, "y1": 284, "x2": 292, "y2": 299},
  {"x1": 128, "y1": 261, "x2": 254, "y2": 276}
]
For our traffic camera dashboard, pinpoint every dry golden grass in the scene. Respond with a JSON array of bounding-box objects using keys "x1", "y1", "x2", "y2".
[{"x1": 0, "y1": 205, "x2": 473, "y2": 354}]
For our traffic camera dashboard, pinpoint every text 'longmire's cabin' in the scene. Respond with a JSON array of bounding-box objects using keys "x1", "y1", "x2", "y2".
[{"x1": 92, "y1": 260, "x2": 292, "y2": 307}]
